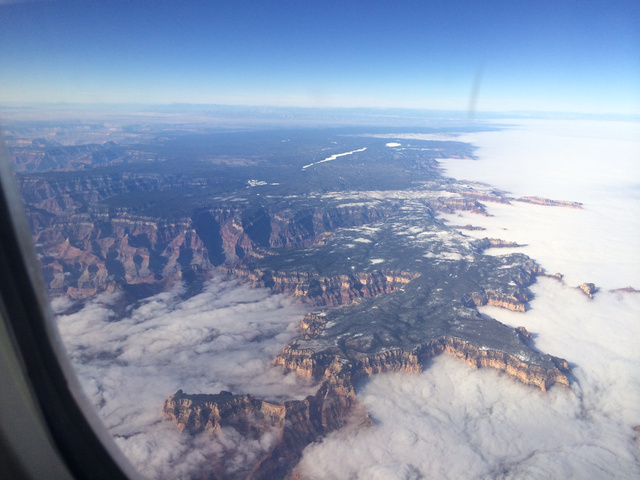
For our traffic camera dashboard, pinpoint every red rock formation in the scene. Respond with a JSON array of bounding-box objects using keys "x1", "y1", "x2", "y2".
[
  {"x1": 457, "y1": 189, "x2": 513, "y2": 204},
  {"x1": 516, "y1": 326, "x2": 533, "y2": 343},
  {"x1": 609, "y1": 286, "x2": 639, "y2": 294},
  {"x1": 26, "y1": 192, "x2": 397, "y2": 300},
  {"x1": 428, "y1": 196, "x2": 490, "y2": 216},
  {"x1": 462, "y1": 289, "x2": 529, "y2": 312},
  {"x1": 231, "y1": 268, "x2": 420, "y2": 307},
  {"x1": 275, "y1": 334, "x2": 569, "y2": 393},
  {"x1": 34, "y1": 216, "x2": 211, "y2": 299},
  {"x1": 541, "y1": 272, "x2": 564, "y2": 281},
  {"x1": 163, "y1": 361, "x2": 362, "y2": 480},
  {"x1": 438, "y1": 337, "x2": 569, "y2": 391},
  {"x1": 248, "y1": 363, "x2": 359, "y2": 480},
  {"x1": 163, "y1": 390, "x2": 286, "y2": 436},
  {"x1": 162, "y1": 240, "x2": 570, "y2": 479},
  {"x1": 578, "y1": 282, "x2": 597, "y2": 298},
  {"x1": 298, "y1": 313, "x2": 327, "y2": 339},
  {"x1": 213, "y1": 327, "x2": 568, "y2": 477},
  {"x1": 273, "y1": 343, "x2": 340, "y2": 378},
  {"x1": 515, "y1": 196, "x2": 583, "y2": 208}
]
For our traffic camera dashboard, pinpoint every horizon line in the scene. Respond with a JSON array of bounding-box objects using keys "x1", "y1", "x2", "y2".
[{"x1": 1, "y1": 101, "x2": 638, "y2": 123}]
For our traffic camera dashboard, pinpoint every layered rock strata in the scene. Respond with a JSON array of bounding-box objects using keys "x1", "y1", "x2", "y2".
[
  {"x1": 462, "y1": 289, "x2": 530, "y2": 312},
  {"x1": 164, "y1": 361, "x2": 361, "y2": 480},
  {"x1": 515, "y1": 196, "x2": 583, "y2": 208},
  {"x1": 230, "y1": 268, "x2": 419, "y2": 307},
  {"x1": 33, "y1": 215, "x2": 211, "y2": 299},
  {"x1": 23, "y1": 173, "x2": 396, "y2": 298},
  {"x1": 454, "y1": 189, "x2": 513, "y2": 204},
  {"x1": 166, "y1": 256, "x2": 570, "y2": 479},
  {"x1": 13, "y1": 128, "x2": 580, "y2": 480},
  {"x1": 168, "y1": 319, "x2": 569, "y2": 479},
  {"x1": 579, "y1": 282, "x2": 597, "y2": 298},
  {"x1": 428, "y1": 196, "x2": 489, "y2": 216}
]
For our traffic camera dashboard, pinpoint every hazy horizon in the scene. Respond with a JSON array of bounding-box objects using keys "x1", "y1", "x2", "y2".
[{"x1": 1, "y1": 1, "x2": 638, "y2": 115}]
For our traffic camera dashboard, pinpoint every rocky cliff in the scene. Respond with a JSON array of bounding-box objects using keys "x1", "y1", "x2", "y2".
[
  {"x1": 229, "y1": 268, "x2": 419, "y2": 307},
  {"x1": 163, "y1": 361, "x2": 362, "y2": 480},
  {"x1": 22, "y1": 169, "x2": 397, "y2": 299},
  {"x1": 275, "y1": 330, "x2": 569, "y2": 392},
  {"x1": 167, "y1": 320, "x2": 569, "y2": 479},
  {"x1": 453, "y1": 189, "x2": 513, "y2": 205},
  {"x1": 428, "y1": 196, "x2": 489, "y2": 216},
  {"x1": 33, "y1": 214, "x2": 211, "y2": 299},
  {"x1": 515, "y1": 196, "x2": 583, "y2": 208},
  {"x1": 462, "y1": 289, "x2": 530, "y2": 312},
  {"x1": 163, "y1": 390, "x2": 286, "y2": 436},
  {"x1": 13, "y1": 127, "x2": 580, "y2": 480},
  {"x1": 165, "y1": 252, "x2": 570, "y2": 479},
  {"x1": 578, "y1": 282, "x2": 597, "y2": 298}
]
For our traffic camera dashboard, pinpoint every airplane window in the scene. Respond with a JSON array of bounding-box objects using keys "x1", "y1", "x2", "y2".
[{"x1": 1, "y1": 2, "x2": 639, "y2": 480}]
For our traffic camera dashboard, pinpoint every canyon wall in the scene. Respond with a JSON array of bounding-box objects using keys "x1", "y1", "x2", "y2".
[
  {"x1": 168, "y1": 325, "x2": 570, "y2": 479},
  {"x1": 21, "y1": 168, "x2": 397, "y2": 300}
]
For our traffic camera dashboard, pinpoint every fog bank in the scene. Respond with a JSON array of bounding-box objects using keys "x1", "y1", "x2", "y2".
[
  {"x1": 52, "y1": 119, "x2": 639, "y2": 479},
  {"x1": 440, "y1": 119, "x2": 640, "y2": 288},
  {"x1": 298, "y1": 119, "x2": 640, "y2": 479},
  {"x1": 299, "y1": 283, "x2": 640, "y2": 479},
  {"x1": 53, "y1": 276, "x2": 316, "y2": 479}
]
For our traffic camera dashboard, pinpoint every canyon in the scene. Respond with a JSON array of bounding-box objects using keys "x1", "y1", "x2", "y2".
[{"x1": 12, "y1": 124, "x2": 578, "y2": 479}]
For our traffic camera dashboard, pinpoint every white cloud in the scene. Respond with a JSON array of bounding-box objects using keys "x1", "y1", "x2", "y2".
[
  {"x1": 54, "y1": 119, "x2": 640, "y2": 479},
  {"x1": 439, "y1": 120, "x2": 640, "y2": 289},
  {"x1": 297, "y1": 119, "x2": 640, "y2": 479},
  {"x1": 298, "y1": 284, "x2": 640, "y2": 479},
  {"x1": 55, "y1": 276, "x2": 317, "y2": 479}
]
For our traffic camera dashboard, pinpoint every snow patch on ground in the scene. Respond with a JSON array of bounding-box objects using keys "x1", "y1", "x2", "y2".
[{"x1": 302, "y1": 148, "x2": 367, "y2": 170}]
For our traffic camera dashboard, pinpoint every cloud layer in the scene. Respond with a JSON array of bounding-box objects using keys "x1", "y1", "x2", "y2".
[
  {"x1": 51, "y1": 119, "x2": 639, "y2": 479},
  {"x1": 440, "y1": 119, "x2": 640, "y2": 288},
  {"x1": 53, "y1": 277, "x2": 316, "y2": 479},
  {"x1": 298, "y1": 282, "x2": 640, "y2": 479},
  {"x1": 297, "y1": 119, "x2": 640, "y2": 479}
]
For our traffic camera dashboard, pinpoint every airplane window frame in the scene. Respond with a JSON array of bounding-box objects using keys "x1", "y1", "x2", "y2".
[{"x1": 0, "y1": 133, "x2": 140, "y2": 480}]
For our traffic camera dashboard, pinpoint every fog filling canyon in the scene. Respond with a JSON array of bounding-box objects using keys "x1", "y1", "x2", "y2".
[
  {"x1": 52, "y1": 119, "x2": 639, "y2": 479},
  {"x1": 298, "y1": 119, "x2": 640, "y2": 479}
]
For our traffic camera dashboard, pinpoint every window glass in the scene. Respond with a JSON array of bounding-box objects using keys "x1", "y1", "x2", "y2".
[{"x1": 1, "y1": 2, "x2": 639, "y2": 479}]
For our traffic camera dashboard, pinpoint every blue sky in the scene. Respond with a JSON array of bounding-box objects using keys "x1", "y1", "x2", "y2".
[{"x1": 0, "y1": 0, "x2": 638, "y2": 114}]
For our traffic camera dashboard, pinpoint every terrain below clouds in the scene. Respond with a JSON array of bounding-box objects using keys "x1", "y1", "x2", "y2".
[
  {"x1": 54, "y1": 277, "x2": 316, "y2": 479},
  {"x1": 11, "y1": 117, "x2": 639, "y2": 479},
  {"x1": 298, "y1": 284, "x2": 640, "y2": 480},
  {"x1": 297, "y1": 119, "x2": 640, "y2": 480}
]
